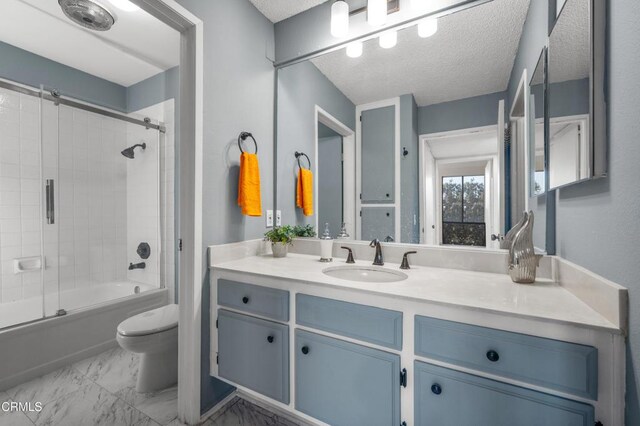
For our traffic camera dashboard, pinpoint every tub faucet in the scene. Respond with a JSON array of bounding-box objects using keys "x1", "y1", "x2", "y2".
[
  {"x1": 370, "y1": 239, "x2": 384, "y2": 266},
  {"x1": 129, "y1": 262, "x2": 146, "y2": 270}
]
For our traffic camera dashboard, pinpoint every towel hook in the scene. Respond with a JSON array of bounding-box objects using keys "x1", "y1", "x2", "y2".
[
  {"x1": 238, "y1": 132, "x2": 258, "y2": 154},
  {"x1": 295, "y1": 151, "x2": 311, "y2": 170}
]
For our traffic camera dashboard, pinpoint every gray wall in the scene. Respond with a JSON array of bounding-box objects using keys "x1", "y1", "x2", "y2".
[
  {"x1": 127, "y1": 66, "x2": 179, "y2": 112},
  {"x1": 400, "y1": 94, "x2": 420, "y2": 243},
  {"x1": 175, "y1": 0, "x2": 276, "y2": 413},
  {"x1": 510, "y1": 1, "x2": 640, "y2": 424},
  {"x1": 0, "y1": 40, "x2": 127, "y2": 112},
  {"x1": 277, "y1": 61, "x2": 355, "y2": 230},
  {"x1": 417, "y1": 91, "x2": 506, "y2": 135}
]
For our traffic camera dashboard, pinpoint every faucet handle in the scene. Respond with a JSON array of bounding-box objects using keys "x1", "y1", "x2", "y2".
[
  {"x1": 400, "y1": 251, "x2": 417, "y2": 270},
  {"x1": 341, "y1": 247, "x2": 355, "y2": 264}
]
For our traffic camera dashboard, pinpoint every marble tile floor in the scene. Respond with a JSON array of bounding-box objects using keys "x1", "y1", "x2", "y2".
[{"x1": 0, "y1": 347, "x2": 305, "y2": 426}]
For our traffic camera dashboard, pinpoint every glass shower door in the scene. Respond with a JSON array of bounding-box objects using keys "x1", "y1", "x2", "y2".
[{"x1": 0, "y1": 83, "x2": 48, "y2": 329}]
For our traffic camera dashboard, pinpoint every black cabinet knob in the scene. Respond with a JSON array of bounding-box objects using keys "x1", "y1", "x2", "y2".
[
  {"x1": 267, "y1": 335, "x2": 274, "y2": 343},
  {"x1": 486, "y1": 350, "x2": 500, "y2": 362},
  {"x1": 242, "y1": 296, "x2": 249, "y2": 304},
  {"x1": 386, "y1": 193, "x2": 390, "y2": 197},
  {"x1": 301, "y1": 346, "x2": 309, "y2": 355},
  {"x1": 431, "y1": 384, "x2": 442, "y2": 395}
]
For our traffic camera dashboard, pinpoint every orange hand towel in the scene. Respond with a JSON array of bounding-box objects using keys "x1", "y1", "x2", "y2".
[
  {"x1": 296, "y1": 168, "x2": 314, "y2": 216},
  {"x1": 237, "y1": 152, "x2": 262, "y2": 216}
]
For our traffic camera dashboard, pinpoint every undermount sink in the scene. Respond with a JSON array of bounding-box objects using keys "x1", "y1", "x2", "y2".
[{"x1": 322, "y1": 266, "x2": 408, "y2": 283}]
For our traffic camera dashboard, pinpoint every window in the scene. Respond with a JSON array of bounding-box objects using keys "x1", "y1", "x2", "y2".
[{"x1": 442, "y1": 175, "x2": 486, "y2": 246}]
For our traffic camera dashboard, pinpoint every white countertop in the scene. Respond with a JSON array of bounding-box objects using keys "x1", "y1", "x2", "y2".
[{"x1": 212, "y1": 253, "x2": 620, "y2": 333}]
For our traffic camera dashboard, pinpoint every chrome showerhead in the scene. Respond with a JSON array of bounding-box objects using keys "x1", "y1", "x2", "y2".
[
  {"x1": 121, "y1": 143, "x2": 146, "y2": 159},
  {"x1": 58, "y1": 0, "x2": 116, "y2": 32}
]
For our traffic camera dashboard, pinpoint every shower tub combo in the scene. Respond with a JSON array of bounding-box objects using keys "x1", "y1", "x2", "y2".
[{"x1": 0, "y1": 78, "x2": 173, "y2": 390}]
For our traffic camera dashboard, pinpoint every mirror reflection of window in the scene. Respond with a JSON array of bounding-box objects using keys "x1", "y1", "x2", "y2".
[{"x1": 442, "y1": 175, "x2": 486, "y2": 247}]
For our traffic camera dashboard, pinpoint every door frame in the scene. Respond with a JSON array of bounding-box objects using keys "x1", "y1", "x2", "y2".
[
  {"x1": 355, "y1": 97, "x2": 401, "y2": 241},
  {"x1": 134, "y1": 1, "x2": 203, "y2": 424},
  {"x1": 314, "y1": 106, "x2": 356, "y2": 237},
  {"x1": 509, "y1": 69, "x2": 530, "y2": 224},
  {"x1": 419, "y1": 125, "x2": 500, "y2": 247}
]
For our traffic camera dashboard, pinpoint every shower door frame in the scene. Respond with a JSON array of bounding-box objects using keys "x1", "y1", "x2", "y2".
[{"x1": 131, "y1": 1, "x2": 204, "y2": 425}]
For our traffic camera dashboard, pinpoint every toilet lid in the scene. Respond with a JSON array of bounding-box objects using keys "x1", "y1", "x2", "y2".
[{"x1": 117, "y1": 304, "x2": 179, "y2": 336}]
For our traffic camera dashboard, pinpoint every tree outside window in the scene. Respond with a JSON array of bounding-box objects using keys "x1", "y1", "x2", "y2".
[{"x1": 442, "y1": 175, "x2": 486, "y2": 246}]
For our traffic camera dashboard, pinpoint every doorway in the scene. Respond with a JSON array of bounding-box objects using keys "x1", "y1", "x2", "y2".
[
  {"x1": 314, "y1": 106, "x2": 355, "y2": 237},
  {"x1": 420, "y1": 125, "x2": 501, "y2": 248}
]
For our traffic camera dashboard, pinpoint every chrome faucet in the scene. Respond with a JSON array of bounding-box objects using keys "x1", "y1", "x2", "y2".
[{"x1": 370, "y1": 239, "x2": 384, "y2": 266}]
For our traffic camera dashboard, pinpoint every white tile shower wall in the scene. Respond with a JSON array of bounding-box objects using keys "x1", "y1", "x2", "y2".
[
  {"x1": 55, "y1": 104, "x2": 128, "y2": 296},
  {"x1": 130, "y1": 100, "x2": 175, "y2": 302},
  {"x1": 0, "y1": 88, "x2": 42, "y2": 303}
]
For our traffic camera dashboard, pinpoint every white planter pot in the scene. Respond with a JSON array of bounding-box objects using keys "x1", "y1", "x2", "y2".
[{"x1": 271, "y1": 242, "x2": 289, "y2": 258}]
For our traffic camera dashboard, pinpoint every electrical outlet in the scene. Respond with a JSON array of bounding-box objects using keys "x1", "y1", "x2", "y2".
[
  {"x1": 266, "y1": 210, "x2": 274, "y2": 227},
  {"x1": 276, "y1": 210, "x2": 282, "y2": 226}
]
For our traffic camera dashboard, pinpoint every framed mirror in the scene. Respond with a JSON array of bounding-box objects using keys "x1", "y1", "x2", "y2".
[
  {"x1": 275, "y1": 0, "x2": 542, "y2": 250},
  {"x1": 547, "y1": 0, "x2": 606, "y2": 190},
  {"x1": 529, "y1": 49, "x2": 546, "y2": 197}
]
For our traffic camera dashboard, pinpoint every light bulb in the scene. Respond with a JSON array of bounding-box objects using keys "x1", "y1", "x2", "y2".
[
  {"x1": 109, "y1": 0, "x2": 139, "y2": 12},
  {"x1": 379, "y1": 30, "x2": 397, "y2": 49},
  {"x1": 367, "y1": 0, "x2": 387, "y2": 27},
  {"x1": 418, "y1": 17, "x2": 438, "y2": 38},
  {"x1": 346, "y1": 41, "x2": 363, "y2": 58},
  {"x1": 331, "y1": 1, "x2": 349, "y2": 38}
]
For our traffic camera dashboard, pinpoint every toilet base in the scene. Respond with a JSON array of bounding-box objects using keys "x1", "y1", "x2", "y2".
[{"x1": 136, "y1": 346, "x2": 178, "y2": 393}]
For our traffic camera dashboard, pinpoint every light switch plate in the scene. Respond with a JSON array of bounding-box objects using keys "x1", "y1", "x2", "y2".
[
  {"x1": 276, "y1": 210, "x2": 282, "y2": 226},
  {"x1": 266, "y1": 210, "x2": 274, "y2": 227}
]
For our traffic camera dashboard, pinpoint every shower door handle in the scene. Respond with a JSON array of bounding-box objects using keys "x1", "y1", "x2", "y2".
[{"x1": 46, "y1": 179, "x2": 55, "y2": 225}]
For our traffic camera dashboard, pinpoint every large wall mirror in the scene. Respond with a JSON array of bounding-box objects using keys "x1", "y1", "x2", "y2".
[
  {"x1": 276, "y1": 0, "x2": 545, "y2": 250},
  {"x1": 547, "y1": 0, "x2": 607, "y2": 190}
]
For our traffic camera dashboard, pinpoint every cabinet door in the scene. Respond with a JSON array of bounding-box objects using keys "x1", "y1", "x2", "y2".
[
  {"x1": 361, "y1": 207, "x2": 395, "y2": 242},
  {"x1": 415, "y1": 361, "x2": 594, "y2": 426},
  {"x1": 361, "y1": 105, "x2": 395, "y2": 203},
  {"x1": 295, "y1": 330, "x2": 400, "y2": 426},
  {"x1": 217, "y1": 310, "x2": 289, "y2": 403}
]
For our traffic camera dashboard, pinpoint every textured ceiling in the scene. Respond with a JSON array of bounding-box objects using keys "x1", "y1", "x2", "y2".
[
  {"x1": 0, "y1": 0, "x2": 180, "y2": 86},
  {"x1": 249, "y1": 0, "x2": 329, "y2": 23},
  {"x1": 310, "y1": 0, "x2": 531, "y2": 107},
  {"x1": 548, "y1": 0, "x2": 589, "y2": 83}
]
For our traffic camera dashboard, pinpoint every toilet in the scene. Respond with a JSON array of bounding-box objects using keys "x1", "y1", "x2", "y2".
[{"x1": 116, "y1": 304, "x2": 179, "y2": 393}]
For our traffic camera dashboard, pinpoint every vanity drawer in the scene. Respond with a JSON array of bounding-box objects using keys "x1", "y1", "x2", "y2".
[
  {"x1": 414, "y1": 361, "x2": 594, "y2": 426},
  {"x1": 415, "y1": 315, "x2": 598, "y2": 399},
  {"x1": 296, "y1": 294, "x2": 402, "y2": 349},
  {"x1": 217, "y1": 309, "x2": 289, "y2": 403},
  {"x1": 218, "y1": 279, "x2": 289, "y2": 321}
]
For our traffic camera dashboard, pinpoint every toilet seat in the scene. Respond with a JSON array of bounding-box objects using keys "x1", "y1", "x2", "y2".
[{"x1": 118, "y1": 304, "x2": 178, "y2": 337}]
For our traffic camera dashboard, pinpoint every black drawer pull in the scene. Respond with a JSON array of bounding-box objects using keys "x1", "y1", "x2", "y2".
[
  {"x1": 301, "y1": 346, "x2": 310, "y2": 355},
  {"x1": 486, "y1": 350, "x2": 500, "y2": 362},
  {"x1": 267, "y1": 335, "x2": 274, "y2": 343},
  {"x1": 242, "y1": 296, "x2": 249, "y2": 304},
  {"x1": 431, "y1": 384, "x2": 442, "y2": 395}
]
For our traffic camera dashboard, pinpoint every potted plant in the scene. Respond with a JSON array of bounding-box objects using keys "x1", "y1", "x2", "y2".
[
  {"x1": 292, "y1": 224, "x2": 316, "y2": 238},
  {"x1": 264, "y1": 225, "x2": 294, "y2": 258}
]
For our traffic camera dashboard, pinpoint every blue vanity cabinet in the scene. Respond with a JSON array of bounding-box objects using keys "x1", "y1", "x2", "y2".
[
  {"x1": 295, "y1": 330, "x2": 401, "y2": 426},
  {"x1": 415, "y1": 315, "x2": 598, "y2": 399},
  {"x1": 361, "y1": 105, "x2": 395, "y2": 204},
  {"x1": 414, "y1": 361, "x2": 595, "y2": 426},
  {"x1": 217, "y1": 309, "x2": 289, "y2": 403},
  {"x1": 296, "y1": 294, "x2": 403, "y2": 350},
  {"x1": 218, "y1": 279, "x2": 289, "y2": 322}
]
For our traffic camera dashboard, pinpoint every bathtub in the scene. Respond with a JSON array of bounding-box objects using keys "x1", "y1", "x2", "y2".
[{"x1": 0, "y1": 281, "x2": 168, "y2": 391}]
